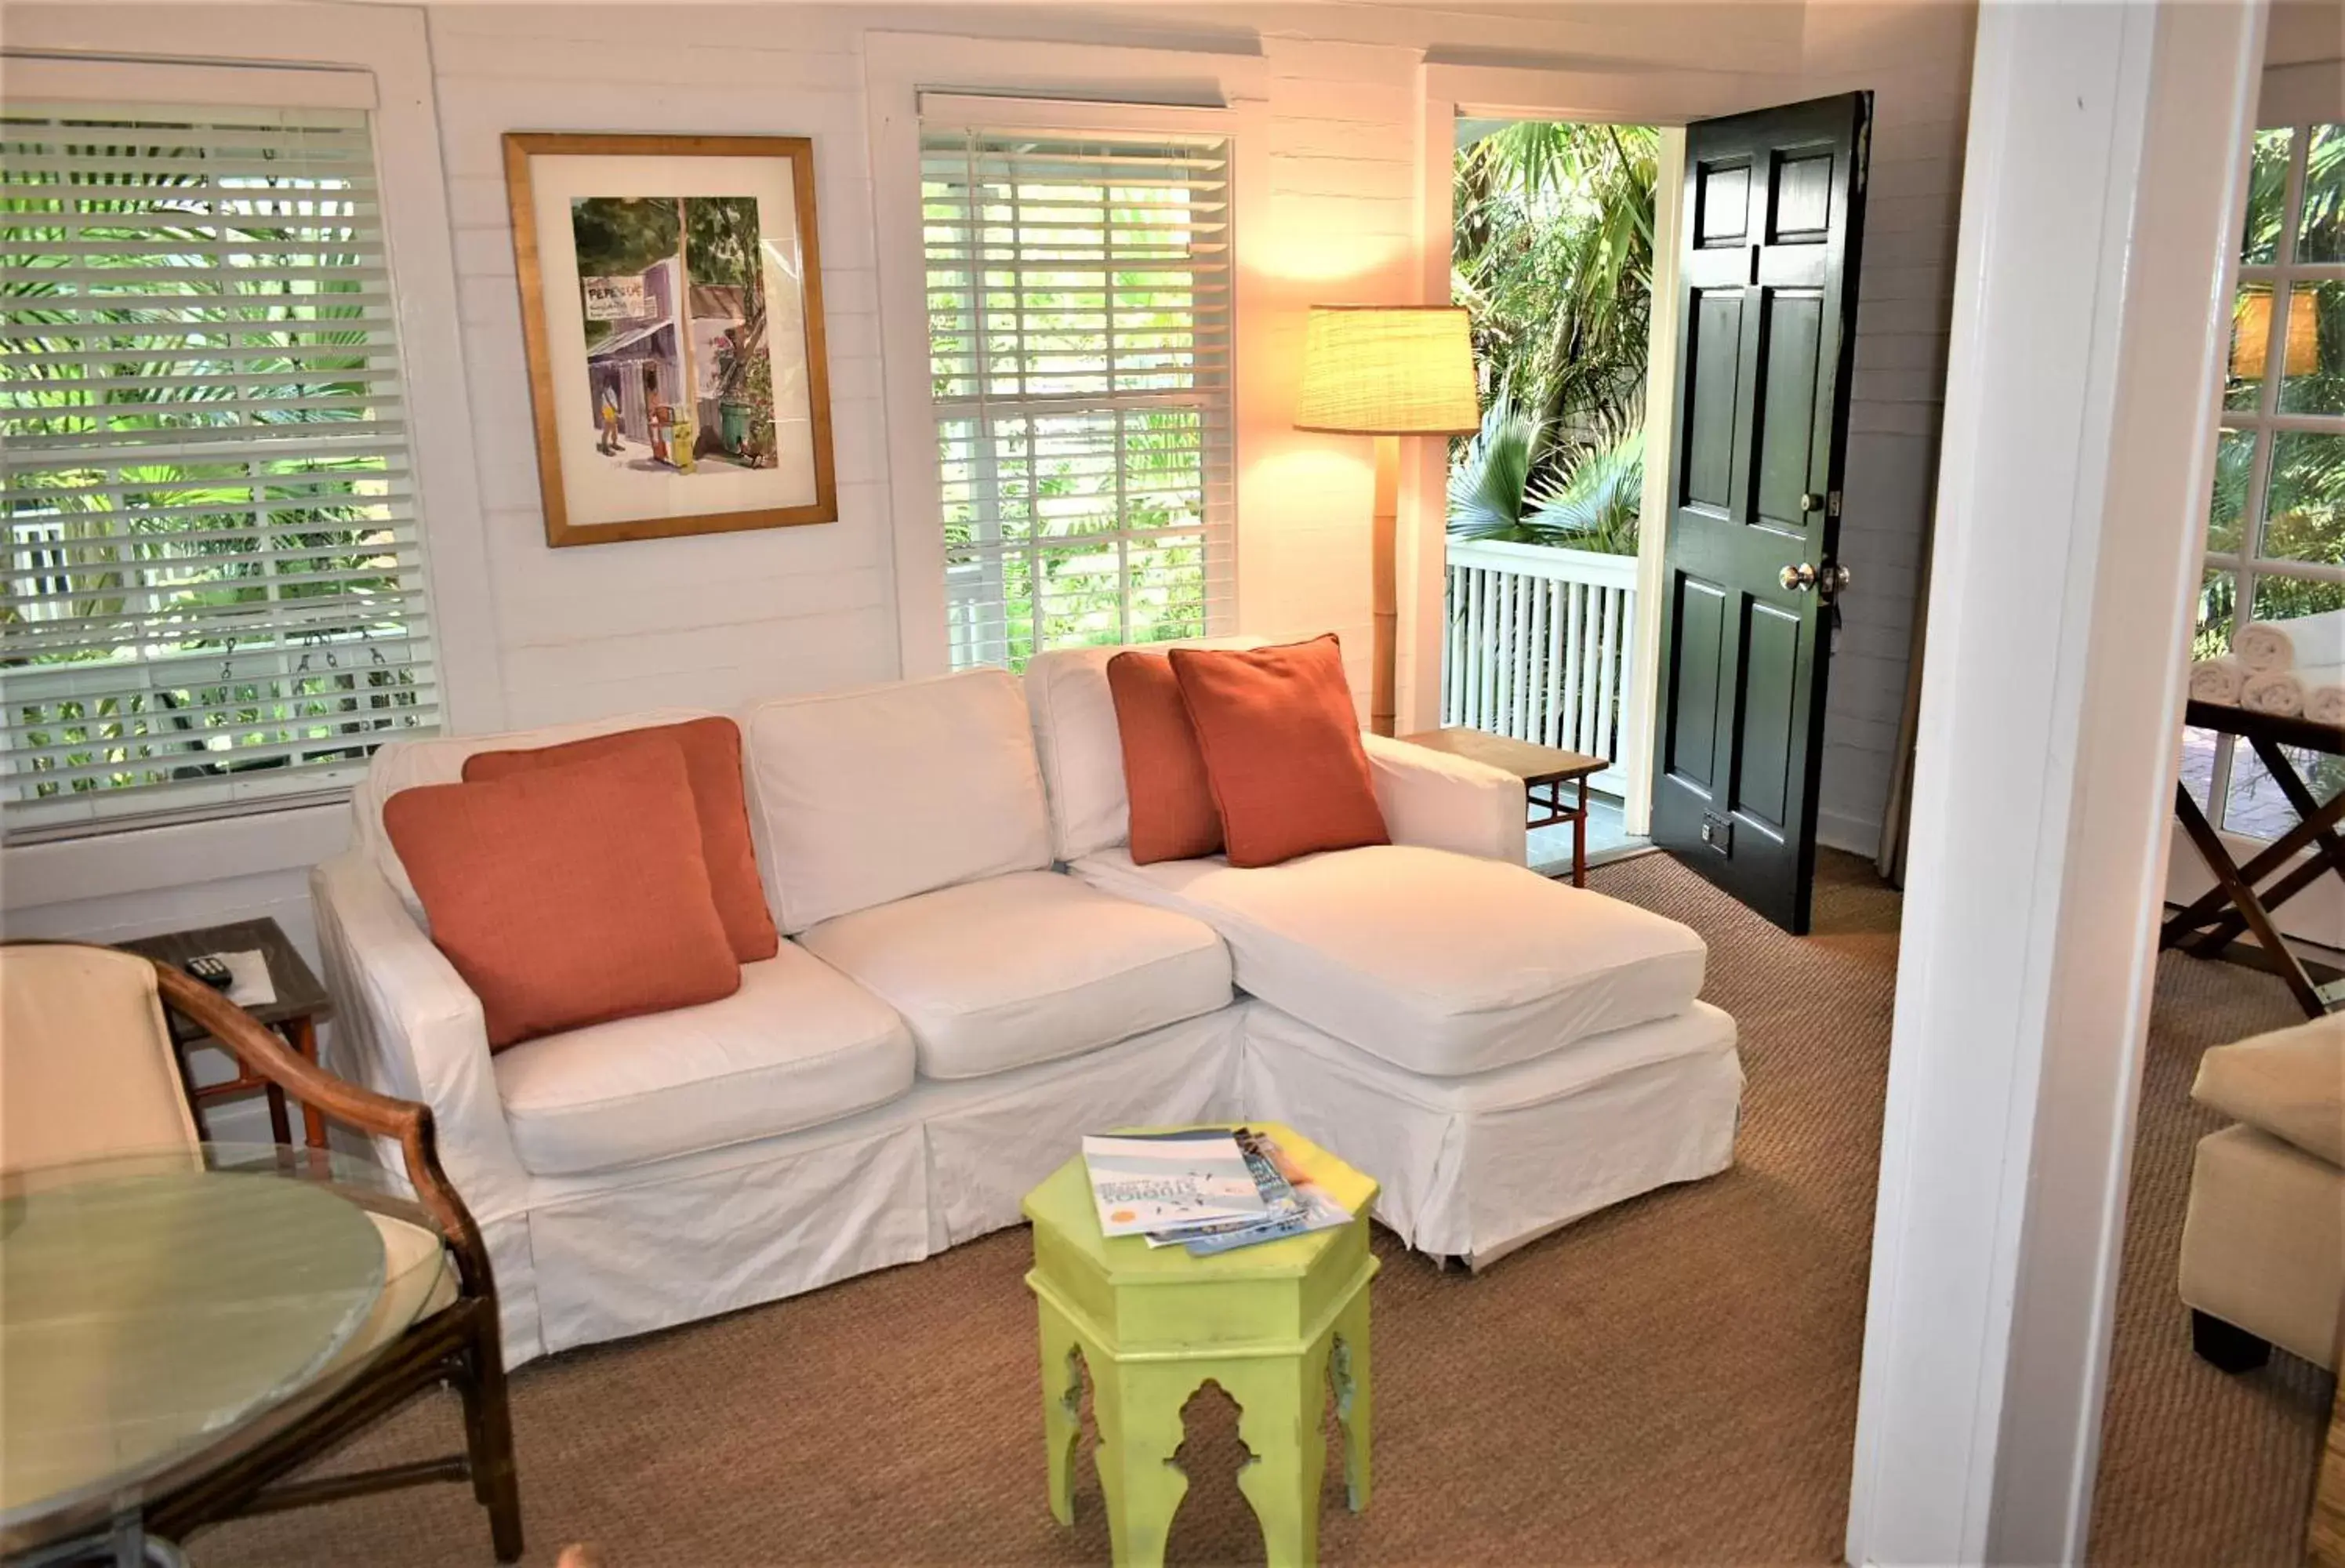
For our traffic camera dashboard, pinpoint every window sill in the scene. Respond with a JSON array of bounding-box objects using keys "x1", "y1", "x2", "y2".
[{"x1": 2, "y1": 800, "x2": 352, "y2": 914}]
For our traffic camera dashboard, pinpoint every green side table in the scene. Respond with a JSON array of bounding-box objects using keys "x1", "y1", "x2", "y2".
[{"x1": 1021, "y1": 1124, "x2": 1378, "y2": 1568}]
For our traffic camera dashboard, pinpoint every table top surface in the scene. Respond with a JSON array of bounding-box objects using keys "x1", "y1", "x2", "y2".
[
  {"x1": 1398, "y1": 726, "x2": 1608, "y2": 782},
  {"x1": 118, "y1": 916, "x2": 330, "y2": 1038},
  {"x1": 0, "y1": 1144, "x2": 434, "y2": 1541},
  {"x1": 2183, "y1": 699, "x2": 2345, "y2": 755},
  {"x1": 1022, "y1": 1123, "x2": 1378, "y2": 1282}
]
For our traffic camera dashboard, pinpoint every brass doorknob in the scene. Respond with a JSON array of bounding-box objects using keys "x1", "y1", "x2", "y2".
[
  {"x1": 1780, "y1": 562, "x2": 1817, "y2": 591},
  {"x1": 1819, "y1": 564, "x2": 1853, "y2": 597},
  {"x1": 1799, "y1": 492, "x2": 1822, "y2": 514}
]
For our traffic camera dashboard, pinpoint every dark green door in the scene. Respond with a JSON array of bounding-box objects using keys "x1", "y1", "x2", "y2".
[{"x1": 1650, "y1": 93, "x2": 1871, "y2": 935}]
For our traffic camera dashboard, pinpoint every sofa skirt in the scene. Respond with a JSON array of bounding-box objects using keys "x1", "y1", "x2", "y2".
[
  {"x1": 495, "y1": 1006, "x2": 1243, "y2": 1364},
  {"x1": 1238, "y1": 1000, "x2": 1742, "y2": 1265}
]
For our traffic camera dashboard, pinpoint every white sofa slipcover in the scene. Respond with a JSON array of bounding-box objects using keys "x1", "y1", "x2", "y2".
[
  {"x1": 315, "y1": 649, "x2": 1738, "y2": 1367},
  {"x1": 796, "y1": 871, "x2": 1231, "y2": 1080},
  {"x1": 1073, "y1": 842, "x2": 1707, "y2": 1076},
  {"x1": 490, "y1": 946, "x2": 914, "y2": 1177},
  {"x1": 742, "y1": 670, "x2": 1051, "y2": 932}
]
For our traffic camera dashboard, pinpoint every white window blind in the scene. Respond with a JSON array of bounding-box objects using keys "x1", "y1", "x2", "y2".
[
  {"x1": 1, "y1": 100, "x2": 437, "y2": 840},
  {"x1": 920, "y1": 125, "x2": 1234, "y2": 670}
]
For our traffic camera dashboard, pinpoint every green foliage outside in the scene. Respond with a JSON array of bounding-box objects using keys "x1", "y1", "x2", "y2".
[
  {"x1": 2196, "y1": 124, "x2": 2345, "y2": 664},
  {"x1": 1450, "y1": 122, "x2": 1659, "y2": 556},
  {"x1": 924, "y1": 150, "x2": 1214, "y2": 668},
  {"x1": 2, "y1": 125, "x2": 423, "y2": 805}
]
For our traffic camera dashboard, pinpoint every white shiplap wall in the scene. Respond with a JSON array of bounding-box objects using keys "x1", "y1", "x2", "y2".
[
  {"x1": 0, "y1": 0, "x2": 1971, "y2": 969},
  {"x1": 1804, "y1": 0, "x2": 1976, "y2": 855}
]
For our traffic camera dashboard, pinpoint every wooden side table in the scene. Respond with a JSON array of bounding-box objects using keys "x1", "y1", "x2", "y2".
[
  {"x1": 117, "y1": 918, "x2": 333, "y2": 1150},
  {"x1": 1398, "y1": 727, "x2": 1609, "y2": 886}
]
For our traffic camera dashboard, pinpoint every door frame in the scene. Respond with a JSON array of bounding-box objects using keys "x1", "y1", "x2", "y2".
[{"x1": 1414, "y1": 61, "x2": 1792, "y2": 829}]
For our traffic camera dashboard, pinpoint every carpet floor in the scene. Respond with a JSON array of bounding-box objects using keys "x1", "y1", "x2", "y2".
[{"x1": 193, "y1": 851, "x2": 2326, "y2": 1566}]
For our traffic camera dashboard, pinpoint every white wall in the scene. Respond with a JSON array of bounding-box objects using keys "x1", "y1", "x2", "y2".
[
  {"x1": 1802, "y1": 0, "x2": 1976, "y2": 856},
  {"x1": 0, "y1": 0, "x2": 1969, "y2": 960}
]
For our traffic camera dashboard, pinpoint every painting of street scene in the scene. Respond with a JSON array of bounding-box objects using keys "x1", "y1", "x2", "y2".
[{"x1": 571, "y1": 193, "x2": 775, "y2": 479}]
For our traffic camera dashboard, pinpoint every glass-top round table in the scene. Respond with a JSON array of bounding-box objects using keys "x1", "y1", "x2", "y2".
[{"x1": 0, "y1": 1143, "x2": 447, "y2": 1564}]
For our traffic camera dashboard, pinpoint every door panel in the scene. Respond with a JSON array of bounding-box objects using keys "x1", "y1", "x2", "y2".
[
  {"x1": 1755, "y1": 292, "x2": 1824, "y2": 532},
  {"x1": 1684, "y1": 292, "x2": 1744, "y2": 512},
  {"x1": 1650, "y1": 93, "x2": 1871, "y2": 933},
  {"x1": 1734, "y1": 599, "x2": 1802, "y2": 829},
  {"x1": 1668, "y1": 574, "x2": 1728, "y2": 790}
]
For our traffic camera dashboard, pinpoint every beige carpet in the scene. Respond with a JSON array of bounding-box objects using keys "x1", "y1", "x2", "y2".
[{"x1": 193, "y1": 853, "x2": 2325, "y2": 1566}]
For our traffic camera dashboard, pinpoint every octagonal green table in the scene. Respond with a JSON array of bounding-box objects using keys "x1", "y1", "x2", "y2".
[{"x1": 1021, "y1": 1123, "x2": 1378, "y2": 1567}]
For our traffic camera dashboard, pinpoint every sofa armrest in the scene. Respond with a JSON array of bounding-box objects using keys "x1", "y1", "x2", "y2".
[
  {"x1": 1361, "y1": 732, "x2": 1527, "y2": 865},
  {"x1": 2192, "y1": 1014, "x2": 2345, "y2": 1167},
  {"x1": 310, "y1": 851, "x2": 530, "y2": 1221}
]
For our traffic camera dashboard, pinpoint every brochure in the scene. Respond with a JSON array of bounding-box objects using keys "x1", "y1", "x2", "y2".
[
  {"x1": 1080, "y1": 1126, "x2": 1355, "y2": 1255},
  {"x1": 1080, "y1": 1130, "x2": 1269, "y2": 1238}
]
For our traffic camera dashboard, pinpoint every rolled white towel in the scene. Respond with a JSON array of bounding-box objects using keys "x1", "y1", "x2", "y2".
[
  {"x1": 2242, "y1": 666, "x2": 2308, "y2": 717},
  {"x1": 2188, "y1": 655, "x2": 2248, "y2": 706},
  {"x1": 2234, "y1": 609, "x2": 2345, "y2": 673},
  {"x1": 2296, "y1": 664, "x2": 2345, "y2": 728}
]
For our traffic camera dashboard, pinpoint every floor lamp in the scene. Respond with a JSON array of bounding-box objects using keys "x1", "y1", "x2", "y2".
[{"x1": 1294, "y1": 305, "x2": 1481, "y2": 736}]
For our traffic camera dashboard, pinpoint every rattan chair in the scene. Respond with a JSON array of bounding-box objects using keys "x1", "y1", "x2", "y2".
[{"x1": 0, "y1": 941, "x2": 522, "y2": 1561}]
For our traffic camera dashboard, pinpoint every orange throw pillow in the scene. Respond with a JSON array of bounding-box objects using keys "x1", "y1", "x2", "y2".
[
  {"x1": 463, "y1": 717, "x2": 779, "y2": 964},
  {"x1": 385, "y1": 746, "x2": 742, "y2": 1050},
  {"x1": 1168, "y1": 635, "x2": 1389, "y2": 869},
  {"x1": 1107, "y1": 652, "x2": 1223, "y2": 864}
]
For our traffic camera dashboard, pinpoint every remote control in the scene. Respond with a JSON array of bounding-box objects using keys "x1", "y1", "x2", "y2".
[{"x1": 185, "y1": 955, "x2": 234, "y2": 991}]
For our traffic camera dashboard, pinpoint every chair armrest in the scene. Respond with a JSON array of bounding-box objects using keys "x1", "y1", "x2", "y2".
[
  {"x1": 1361, "y1": 732, "x2": 1528, "y2": 864},
  {"x1": 151, "y1": 960, "x2": 494, "y2": 1287},
  {"x1": 310, "y1": 852, "x2": 529, "y2": 1225},
  {"x1": 2192, "y1": 1014, "x2": 2345, "y2": 1167}
]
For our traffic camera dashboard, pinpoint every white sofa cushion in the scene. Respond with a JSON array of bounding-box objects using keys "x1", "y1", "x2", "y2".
[
  {"x1": 491, "y1": 944, "x2": 914, "y2": 1177},
  {"x1": 353, "y1": 708, "x2": 716, "y2": 909},
  {"x1": 1073, "y1": 844, "x2": 1706, "y2": 1076},
  {"x1": 1024, "y1": 638, "x2": 1261, "y2": 862},
  {"x1": 797, "y1": 871, "x2": 1232, "y2": 1080},
  {"x1": 743, "y1": 670, "x2": 1051, "y2": 932}
]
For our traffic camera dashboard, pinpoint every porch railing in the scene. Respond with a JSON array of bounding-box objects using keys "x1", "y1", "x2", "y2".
[{"x1": 1443, "y1": 537, "x2": 1640, "y2": 798}]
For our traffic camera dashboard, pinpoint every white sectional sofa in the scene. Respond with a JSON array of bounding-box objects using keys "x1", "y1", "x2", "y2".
[{"x1": 314, "y1": 653, "x2": 1741, "y2": 1366}]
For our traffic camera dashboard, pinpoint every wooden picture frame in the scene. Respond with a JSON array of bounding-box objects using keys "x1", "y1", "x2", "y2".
[{"x1": 503, "y1": 133, "x2": 839, "y2": 546}]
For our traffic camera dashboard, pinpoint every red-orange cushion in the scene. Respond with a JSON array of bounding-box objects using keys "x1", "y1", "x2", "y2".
[
  {"x1": 1107, "y1": 651, "x2": 1223, "y2": 864},
  {"x1": 463, "y1": 717, "x2": 779, "y2": 964},
  {"x1": 1167, "y1": 634, "x2": 1389, "y2": 869},
  {"x1": 384, "y1": 746, "x2": 742, "y2": 1050}
]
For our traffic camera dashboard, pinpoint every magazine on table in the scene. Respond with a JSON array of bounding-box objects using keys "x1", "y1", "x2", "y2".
[
  {"x1": 1080, "y1": 1127, "x2": 1352, "y2": 1255},
  {"x1": 1080, "y1": 1130, "x2": 1269, "y2": 1238}
]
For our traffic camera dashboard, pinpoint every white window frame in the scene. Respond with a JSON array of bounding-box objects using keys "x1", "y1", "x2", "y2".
[
  {"x1": 0, "y1": 9, "x2": 493, "y2": 884},
  {"x1": 2198, "y1": 106, "x2": 2345, "y2": 832},
  {"x1": 865, "y1": 32, "x2": 1269, "y2": 679}
]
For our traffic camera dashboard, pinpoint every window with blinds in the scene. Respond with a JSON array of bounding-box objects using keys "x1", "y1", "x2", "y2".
[
  {"x1": 1, "y1": 100, "x2": 436, "y2": 839},
  {"x1": 921, "y1": 126, "x2": 1234, "y2": 670}
]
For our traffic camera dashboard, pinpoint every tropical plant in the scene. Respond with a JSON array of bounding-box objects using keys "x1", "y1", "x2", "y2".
[
  {"x1": 1453, "y1": 121, "x2": 1658, "y2": 498},
  {"x1": 1448, "y1": 398, "x2": 1643, "y2": 555}
]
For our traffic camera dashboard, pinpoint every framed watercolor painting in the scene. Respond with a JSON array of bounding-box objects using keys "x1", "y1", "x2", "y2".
[{"x1": 503, "y1": 133, "x2": 838, "y2": 546}]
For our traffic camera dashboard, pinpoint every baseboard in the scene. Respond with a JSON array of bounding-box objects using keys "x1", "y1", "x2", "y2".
[{"x1": 1817, "y1": 808, "x2": 1883, "y2": 860}]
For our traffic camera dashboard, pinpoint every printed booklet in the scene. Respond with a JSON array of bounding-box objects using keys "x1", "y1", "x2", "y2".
[{"x1": 1080, "y1": 1127, "x2": 1353, "y2": 1254}]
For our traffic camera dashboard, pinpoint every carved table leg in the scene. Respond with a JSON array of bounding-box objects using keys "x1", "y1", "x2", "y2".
[
  {"x1": 1036, "y1": 1299, "x2": 1085, "y2": 1528},
  {"x1": 1331, "y1": 1289, "x2": 1373, "y2": 1513},
  {"x1": 1227, "y1": 1352, "x2": 1331, "y2": 1568},
  {"x1": 1091, "y1": 1362, "x2": 1196, "y2": 1568}
]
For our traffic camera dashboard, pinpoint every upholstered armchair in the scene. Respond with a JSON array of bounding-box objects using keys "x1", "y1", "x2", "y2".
[
  {"x1": 2180, "y1": 1012, "x2": 2344, "y2": 1374},
  {"x1": 0, "y1": 942, "x2": 522, "y2": 1560}
]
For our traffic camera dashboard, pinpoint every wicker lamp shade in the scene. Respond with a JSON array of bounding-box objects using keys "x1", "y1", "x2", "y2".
[{"x1": 1294, "y1": 306, "x2": 1481, "y2": 434}]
